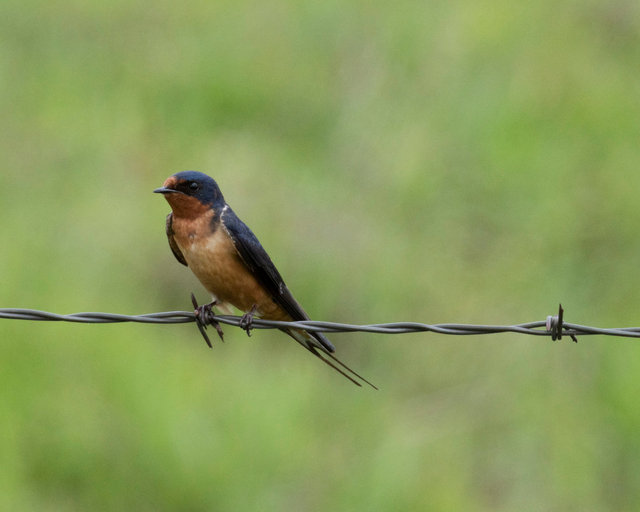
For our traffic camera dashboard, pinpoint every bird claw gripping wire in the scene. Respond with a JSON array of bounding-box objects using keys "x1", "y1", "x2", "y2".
[
  {"x1": 191, "y1": 293, "x2": 225, "y2": 347},
  {"x1": 546, "y1": 304, "x2": 578, "y2": 343},
  {"x1": 239, "y1": 304, "x2": 258, "y2": 337}
]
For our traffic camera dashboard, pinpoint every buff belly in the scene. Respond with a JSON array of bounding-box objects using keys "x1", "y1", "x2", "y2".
[{"x1": 175, "y1": 223, "x2": 288, "y2": 320}]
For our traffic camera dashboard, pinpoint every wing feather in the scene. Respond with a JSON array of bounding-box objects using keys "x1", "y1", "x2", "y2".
[
  {"x1": 221, "y1": 207, "x2": 335, "y2": 352},
  {"x1": 166, "y1": 213, "x2": 188, "y2": 266}
]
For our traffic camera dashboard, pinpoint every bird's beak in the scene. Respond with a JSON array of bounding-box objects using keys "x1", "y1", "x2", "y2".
[{"x1": 154, "y1": 187, "x2": 177, "y2": 194}]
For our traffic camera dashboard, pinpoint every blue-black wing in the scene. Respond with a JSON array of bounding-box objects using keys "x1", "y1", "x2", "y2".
[
  {"x1": 222, "y1": 206, "x2": 377, "y2": 389},
  {"x1": 165, "y1": 213, "x2": 188, "y2": 266},
  {"x1": 221, "y1": 207, "x2": 335, "y2": 352}
]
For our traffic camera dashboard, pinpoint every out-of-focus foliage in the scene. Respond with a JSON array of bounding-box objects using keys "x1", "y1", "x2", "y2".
[{"x1": 2, "y1": 0, "x2": 640, "y2": 510}]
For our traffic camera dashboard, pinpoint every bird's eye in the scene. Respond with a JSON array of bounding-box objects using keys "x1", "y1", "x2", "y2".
[{"x1": 189, "y1": 182, "x2": 199, "y2": 191}]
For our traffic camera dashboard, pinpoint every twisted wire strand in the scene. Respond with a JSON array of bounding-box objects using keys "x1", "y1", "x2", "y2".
[{"x1": 2, "y1": 306, "x2": 640, "y2": 339}]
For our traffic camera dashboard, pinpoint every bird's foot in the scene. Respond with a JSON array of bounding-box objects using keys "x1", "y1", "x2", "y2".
[
  {"x1": 191, "y1": 293, "x2": 225, "y2": 347},
  {"x1": 239, "y1": 304, "x2": 258, "y2": 337}
]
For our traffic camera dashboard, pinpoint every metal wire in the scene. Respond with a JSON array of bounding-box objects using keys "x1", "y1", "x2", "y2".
[{"x1": 2, "y1": 303, "x2": 640, "y2": 340}]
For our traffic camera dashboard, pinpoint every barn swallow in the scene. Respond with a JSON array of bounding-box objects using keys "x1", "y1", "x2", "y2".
[{"x1": 154, "y1": 171, "x2": 375, "y2": 388}]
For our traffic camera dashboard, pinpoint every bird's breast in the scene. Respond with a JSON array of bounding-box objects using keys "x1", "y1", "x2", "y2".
[{"x1": 171, "y1": 213, "x2": 283, "y2": 317}]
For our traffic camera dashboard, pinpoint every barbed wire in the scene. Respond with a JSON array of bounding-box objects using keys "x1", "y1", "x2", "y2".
[{"x1": 3, "y1": 302, "x2": 640, "y2": 344}]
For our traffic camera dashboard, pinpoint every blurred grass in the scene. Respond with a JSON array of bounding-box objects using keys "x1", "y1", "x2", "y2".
[{"x1": 2, "y1": 0, "x2": 640, "y2": 510}]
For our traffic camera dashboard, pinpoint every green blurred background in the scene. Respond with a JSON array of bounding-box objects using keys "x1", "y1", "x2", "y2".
[{"x1": 2, "y1": 0, "x2": 640, "y2": 510}]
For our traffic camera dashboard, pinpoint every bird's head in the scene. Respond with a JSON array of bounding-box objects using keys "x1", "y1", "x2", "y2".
[{"x1": 154, "y1": 171, "x2": 225, "y2": 218}]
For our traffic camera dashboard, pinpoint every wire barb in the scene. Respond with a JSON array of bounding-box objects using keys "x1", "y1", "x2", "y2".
[
  {"x1": 547, "y1": 303, "x2": 564, "y2": 341},
  {"x1": 546, "y1": 304, "x2": 579, "y2": 343},
  {"x1": 191, "y1": 293, "x2": 213, "y2": 348}
]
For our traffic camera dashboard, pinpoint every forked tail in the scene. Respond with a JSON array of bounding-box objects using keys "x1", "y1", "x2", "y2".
[{"x1": 283, "y1": 328, "x2": 377, "y2": 389}]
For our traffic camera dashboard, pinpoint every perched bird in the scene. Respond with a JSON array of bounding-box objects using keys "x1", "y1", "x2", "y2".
[{"x1": 154, "y1": 171, "x2": 375, "y2": 388}]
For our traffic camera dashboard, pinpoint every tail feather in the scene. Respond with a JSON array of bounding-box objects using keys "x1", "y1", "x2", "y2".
[
  {"x1": 310, "y1": 331, "x2": 335, "y2": 353},
  {"x1": 283, "y1": 328, "x2": 377, "y2": 389},
  {"x1": 322, "y1": 351, "x2": 378, "y2": 390}
]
